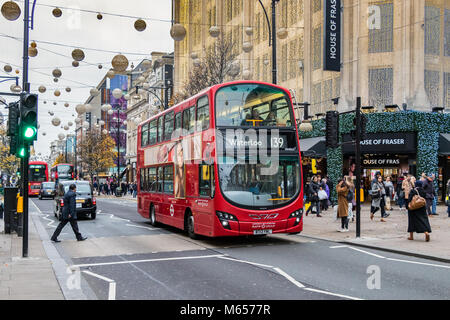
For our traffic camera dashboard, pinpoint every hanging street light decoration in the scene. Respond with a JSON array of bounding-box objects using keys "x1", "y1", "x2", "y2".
[
  {"x1": 58, "y1": 133, "x2": 65, "y2": 140},
  {"x1": 42, "y1": 132, "x2": 46, "y2": 136},
  {"x1": 38, "y1": 85, "x2": 46, "y2": 93},
  {"x1": 134, "y1": 19, "x2": 146, "y2": 31},
  {"x1": 52, "y1": 68, "x2": 62, "y2": 78},
  {"x1": 65, "y1": 87, "x2": 71, "y2": 93},
  {"x1": 242, "y1": 69, "x2": 252, "y2": 80},
  {"x1": 3, "y1": 64, "x2": 12, "y2": 73},
  {"x1": 53, "y1": 101, "x2": 57, "y2": 105},
  {"x1": 48, "y1": 111, "x2": 54, "y2": 116},
  {"x1": 84, "y1": 104, "x2": 92, "y2": 112},
  {"x1": 102, "y1": 129, "x2": 108, "y2": 135},
  {"x1": 107, "y1": 109, "x2": 114, "y2": 115},
  {"x1": 98, "y1": 64, "x2": 103, "y2": 69},
  {"x1": 53, "y1": 78, "x2": 58, "y2": 82},
  {"x1": 90, "y1": 88, "x2": 99, "y2": 97},
  {"x1": 170, "y1": 23, "x2": 186, "y2": 41},
  {"x1": 72, "y1": 49, "x2": 85, "y2": 61},
  {"x1": 112, "y1": 88, "x2": 123, "y2": 99},
  {"x1": 28, "y1": 47, "x2": 38, "y2": 57},
  {"x1": 209, "y1": 26, "x2": 220, "y2": 38},
  {"x1": 30, "y1": 41, "x2": 37, "y2": 48},
  {"x1": 245, "y1": 27, "x2": 254, "y2": 36},
  {"x1": 190, "y1": 52, "x2": 198, "y2": 60},
  {"x1": 1, "y1": 1, "x2": 21, "y2": 21},
  {"x1": 51, "y1": 117, "x2": 61, "y2": 126},
  {"x1": 124, "y1": 94, "x2": 131, "y2": 101},
  {"x1": 97, "y1": 13, "x2": 103, "y2": 20},
  {"x1": 15, "y1": 69, "x2": 19, "y2": 74},
  {"x1": 277, "y1": 28, "x2": 288, "y2": 40},
  {"x1": 10, "y1": 84, "x2": 21, "y2": 93},
  {"x1": 72, "y1": 61, "x2": 79, "y2": 67},
  {"x1": 54, "y1": 90, "x2": 61, "y2": 97},
  {"x1": 64, "y1": 125, "x2": 69, "y2": 131},
  {"x1": 64, "y1": 103, "x2": 69, "y2": 108},
  {"x1": 106, "y1": 70, "x2": 115, "y2": 79},
  {"x1": 68, "y1": 121, "x2": 73, "y2": 127},
  {"x1": 75, "y1": 104, "x2": 86, "y2": 115},
  {"x1": 142, "y1": 59, "x2": 152, "y2": 70},
  {"x1": 111, "y1": 54, "x2": 129, "y2": 72},
  {"x1": 242, "y1": 42, "x2": 253, "y2": 53},
  {"x1": 52, "y1": 7, "x2": 62, "y2": 18}
]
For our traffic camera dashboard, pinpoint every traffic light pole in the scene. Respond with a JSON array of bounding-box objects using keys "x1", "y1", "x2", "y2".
[{"x1": 355, "y1": 97, "x2": 362, "y2": 238}]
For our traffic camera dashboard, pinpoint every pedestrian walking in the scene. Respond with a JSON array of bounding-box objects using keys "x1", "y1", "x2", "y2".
[
  {"x1": 51, "y1": 184, "x2": 87, "y2": 243},
  {"x1": 421, "y1": 173, "x2": 434, "y2": 217},
  {"x1": 345, "y1": 176, "x2": 355, "y2": 222},
  {"x1": 370, "y1": 175, "x2": 387, "y2": 222},
  {"x1": 384, "y1": 176, "x2": 394, "y2": 211},
  {"x1": 446, "y1": 179, "x2": 450, "y2": 217},
  {"x1": 402, "y1": 174, "x2": 414, "y2": 210},
  {"x1": 407, "y1": 180, "x2": 431, "y2": 242},
  {"x1": 336, "y1": 178, "x2": 349, "y2": 232},
  {"x1": 396, "y1": 174, "x2": 406, "y2": 211},
  {"x1": 305, "y1": 176, "x2": 322, "y2": 217},
  {"x1": 133, "y1": 182, "x2": 138, "y2": 198},
  {"x1": 430, "y1": 174, "x2": 438, "y2": 216}
]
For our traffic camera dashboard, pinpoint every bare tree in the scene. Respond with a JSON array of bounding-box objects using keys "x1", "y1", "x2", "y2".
[{"x1": 176, "y1": 35, "x2": 240, "y2": 102}]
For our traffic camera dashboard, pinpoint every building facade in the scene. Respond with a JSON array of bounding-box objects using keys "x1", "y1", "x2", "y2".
[{"x1": 174, "y1": 0, "x2": 450, "y2": 116}]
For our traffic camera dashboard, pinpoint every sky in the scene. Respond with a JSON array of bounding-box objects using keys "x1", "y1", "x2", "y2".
[{"x1": 0, "y1": 0, "x2": 173, "y2": 157}]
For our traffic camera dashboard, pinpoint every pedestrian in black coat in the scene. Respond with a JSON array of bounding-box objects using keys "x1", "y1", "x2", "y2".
[
  {"x1": 51, "y1": 184, "x2": 87, "y2": 242},
  {"x1": 407, "y1": 180, "x2": 431, "y2": 242}
]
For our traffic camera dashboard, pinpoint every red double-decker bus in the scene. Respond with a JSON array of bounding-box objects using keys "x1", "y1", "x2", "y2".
[
  {"x1": 28, "y1": 161, "x2": 49, "y2": 196},
  {"x1": 137, "y1": 81, "x2": 304, "y2": 238},
  {"x1": 50, "y1": 163, "x2": 75, "y2": 184}
]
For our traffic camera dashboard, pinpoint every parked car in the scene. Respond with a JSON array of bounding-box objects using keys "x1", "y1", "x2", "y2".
[
  {"x1": 39, "y1": 182, "x2": 56, "y2": 200},
  {"x1": 54, "y1": 180, "x2": 97, "y2": 220}
]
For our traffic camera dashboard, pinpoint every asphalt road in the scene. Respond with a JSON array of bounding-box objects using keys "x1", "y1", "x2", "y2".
[{"x1": 31, "y1": 197, "x2": 450, "y2": 300}]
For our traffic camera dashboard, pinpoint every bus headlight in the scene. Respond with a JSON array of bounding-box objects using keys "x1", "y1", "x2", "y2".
[{"x1": 216, "y1": 211, "x2": 238, "y2": 230}]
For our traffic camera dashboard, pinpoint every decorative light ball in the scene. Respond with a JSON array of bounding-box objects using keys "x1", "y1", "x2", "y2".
[
  {"x1": 99, "y1": 120, "x2": 105, "y2": 126},
  {"x1": 64, "y1": 103, "x2": 69, "y2": 108},
  {"x1": 1, "y1": 1, "x2": 21, "y2": 21},
  {"x1": 42, "y1": 132, "x2": 46, "y2": 136},
  {"x1": 228, "y1": 61, "x2": 240, "y2": 77},
  {"x1": 72, "y1": 61, "x2": 79, "y2": 67},
  {"x1": 48, "y1": 111, "x2": 54, "y2": 116},
  {"x1": 137, "y1": 76, "x2": 146, "y2": 83},
  {"x1": 107, "y1": 104, "x2": 112, "y2": 110},
  {"x1": 71, "y1": 49, "x2": 85, "y2": 62},
  {"x1": 38, "y1": 85, "x2": 46, "y2": 93},
  {"x1": 264, "y1": 59, "x2": 270, "y2": 66},
  {"x1": 101, "y1": 104, "x2": 109, "y2": 112},
  {"x1": 75, "y1": 118, "x2": 81, "y2": 124},
  {"x1": 141, "y1": 59, "x2": 152, "y2": 70},
  {"x1": 75, "y1": 104, "x2": 86, "y2": 115},
  {"x1": 242, "y1": 42, "x2": 253, "y2": 53},
  {"x1": 277, "y1": 28, "x2": 288, "y2": 40},
  {"x1": 90, "y1": 88, "x2": 99, "y2": 96},
  {"x1": 97, "y1": 13, "x2": 103, "y2": 20},
  {"x1": 209, "y1": 26, "x2": 220, "y2": 38},
  {"x1": 15, "y1": 69, "x2": 19, "y2": 74},
  {"x1": 107, "y1": 109, "x2": 114, "y2": 115},
  {"x1": 242, "y1": 70, "x2": 252, "y2": 80},
  {"x1": 111, "y1": 54, "x2": 129, "y2": 72},
  {"x1": 245, "y1": 27, "x2": 254, "y2": 36},
  {"x1": 142, "y1": 82, "x2": 150, "y2": 90},
  {"x1": 58, "y1": 133, "x2": 65, "y2": 140},
  {"x1": 170, "y1": 23, "x2": 186, "y2": 41},
  {"x1": 98, "y1": 64, "x2": 103, "y2": 69},
  {"x1": 53, "y1": 78, "x2": 58, "y2": 83},
  {"x1": 193, "y1": 59, "x2": 201, "y2": 67},
  {"x1": 10, "y1": 84, "x2": 21, "y2": 93},
  {"x1": 124, "y1": 94, "x2": 131, "y2": 101},
  {"x1": 106, "y1": 70, "x2": 115, "y2": 79},
  {"x1": 64, "y1": 125, "x2": 69, "y2": 131},
  {"x1": 28, "y1": 47, "x2": 38, "y2": 57},
  {"x1": 68, "y1": 121, "x2": 73, "y2": 127},
  {"x1": 102, "y1": 129, "x2": 108, "y2": 135},
  {"x1": 54, "y1": 90, "x2": 61, "y2": 97},
  {"x1": 65, "y1": 87, "x2": 71, "y2": 93},
  {"x1": 43, "y1": 101, "x2": 47, "y2": 104},
  {"x1": 84, "y1": 104, "x2": 92, "y2": 112},
  {"x1": 52, "y1": 117, "x2": 61, "y2": 126},
  {"x1": 4, "y1": 64, "x2": 12, "y2": 73},
  {"x1": 52, "y1": 7, "x2": 62, "y2": 18},
  {"x1": 134, "y1": 19, "x2": 146, "y2": 32},
  {"x1": 112, "y1": 88, "x2": 123, "y2": 99},
  {"x1": 82, "y1": 122, "x2": 89, "y2": 129},
  {"x1": 30, "y1": 41, "x2": 37, "y2": 48},
  {"x1": 52, "y1": 68, "x2": 62, "y2": 78},
  {"x1": 53, "y1": 102, "x2": 57, "y2": 105}
]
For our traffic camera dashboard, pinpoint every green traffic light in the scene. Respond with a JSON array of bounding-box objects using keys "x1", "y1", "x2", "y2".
[
  {"x1": 24, "y1": 126, "x2": 37, "y2": 139},
  {"x1": 18, "y1": 147, "x2": 26, "y2": 158}
]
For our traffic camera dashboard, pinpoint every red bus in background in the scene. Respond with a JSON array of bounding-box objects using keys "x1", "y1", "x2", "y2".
[
  {"x1": 50, "y1": 163, "x2": 75, "y2": 184},
  {"x1": 136, "y1": 81, "x2": 304, "y2": 238},
  {"x1": 28, "y1": 161, "x2": 49, "y2": 196}
]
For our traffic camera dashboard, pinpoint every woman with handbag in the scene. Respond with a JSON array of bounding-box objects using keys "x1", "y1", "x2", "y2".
[
  {"x1": 407, "y1": 180, "x2": 431, "y2": 242},
  {"x1": 370, "y1": 175, "x2": 387, "y2": 222},
  {"x1": 306, "y1": 176, "x2": 322, "y2": 217},
  {"x1": 336, "y1": 179, "x2": 350, "y2": 232}
]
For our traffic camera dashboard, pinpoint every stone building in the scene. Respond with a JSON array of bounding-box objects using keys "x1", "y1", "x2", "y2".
[{"x1": 173, "y1": 0, "x2": 450, "y2": 115}]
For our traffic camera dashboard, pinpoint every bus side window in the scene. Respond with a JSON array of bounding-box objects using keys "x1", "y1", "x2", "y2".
[
  {"x1": 149, "y1": 120, "x2": 157, "y2": 145},
  {"x1": 175, "y1": 112, "x2": 182, "y2": 134},
  {"x1": 182, "y1": 108, "x2": 190, "y2": 134},
  {"x1": 163, "y1": 166, "x2": 174, "y2": 194},
  {"x1": 149, "y1": 167, "x2": 157, "y2": 192},
  {"x1": 196, "y1": 96, "x2": 210, "y2": 131},
  {"x1": 157, "y1": 167, "x2": 163, "y2": 192},
  {"x1": 199, "y1": 164, "x2": 214, "y2": 198},
  {"x1": 164, "y1": 111, "x2": 174, "y2": 141},
  {"x1": 157, "y1": 116, "x2": 164, "y2": 143},
  {"x1": 189, "y1": 106, "x2": 195, "y2": 134},
  {"x1": 141, "y1": 123, "x2": 149, "y2": 146}
]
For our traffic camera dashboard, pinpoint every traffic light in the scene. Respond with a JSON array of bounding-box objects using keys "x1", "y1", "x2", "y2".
[
  {"x1": 7, "y1": 102, "x2": 20, "y2": 155},
  {"x1": 19, "y1": 93, "x2": 38, "y2": 143},
  {"x1": 351, "y1": 114, "x2": 368, "y2": 140},
  {"x1": 325, "y1": 111, "x2": 339, "y2": 148}
]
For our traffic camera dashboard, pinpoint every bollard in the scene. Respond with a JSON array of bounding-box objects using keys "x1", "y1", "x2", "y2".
[
  {"x1": 17, "y1": 211, "x2": 23, "y2": 237},
  {"x1": 3, "y1": 187, "x2": 18, "y2": 234}
]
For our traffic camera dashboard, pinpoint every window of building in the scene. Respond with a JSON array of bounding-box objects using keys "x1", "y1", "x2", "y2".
[
  {"x1": 164, "y1": 111, "x2": 174, "y2": 141},
  {"x1": 369, "y1": 67, "x2": 393, "y2": 109},
  {"x1": 425, "y1": 70, "x2": 441, "y2": 108},
  {"x1": 141, "y1": 123, "x2": 148, "y2": 147},
  {"x1": 163, "y1": 166, "x2": 174, "y2": 194},
  {"x1": 281, "y1": 43, "x2": 288, "y2": 82},
  {"x1": 425, "y1": 6, "x2": 441, "y2": 56},
  {"x1": 444, "y1": 72, "x2": 450, "y2": 109},
  {"x1": 149, "y1": 119, "x2": 157, "y2": 145},
  {"x1": 312, "y1": 0, "x2": 321, "y2": 13},
  {"x1": 445, "y1": 9, "x2": 450, "y2": 57},
  {"x1": 199, "y1": 164, "x2": 215, "y2": 198},
  {"x1": 312, "y1": 26, "x2": 322, "y2": 70},
  {"x1": 369, "y1": 1, "x2": 393, "y2": 53},
  {"x1": 196, "y1": 96, "x2": 210, "y2": 131},
  {"x1": 157, "y1": 116, "x2": 163, "y2": 143}
]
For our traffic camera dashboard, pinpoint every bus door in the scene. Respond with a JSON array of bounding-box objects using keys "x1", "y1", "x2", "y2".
[{"x1": 192, "y1": 164, "x2": 215, "y2": 235}]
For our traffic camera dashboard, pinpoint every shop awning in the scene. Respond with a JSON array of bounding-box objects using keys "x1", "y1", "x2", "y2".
[
  {"x1": 439, "y1": 133, "x2": 450, "y2": 155},
  {"x1": 299, "y1": 137, "x2": 327, "y2": 158}
]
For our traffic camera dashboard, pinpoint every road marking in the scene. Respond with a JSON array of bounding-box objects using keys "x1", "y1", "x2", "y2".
[
  {"x1": 386, "y1": 258, "x2": 450, "y2": 269},
  {"x1": 82, "y1": 270, "x2": 116, "y2": 300},
  {"x1": 217, "y1": 256, "x2": 274, "y2": 269},
  {"x1": 304, "y1": 288, "x2": 363, "y2": 300},
  {"x1": 125, "y1": 224, "x2": 155, "y2": 231},
  {"x1": 70, "y1": 254, "x2": 226, "y2": 269},
  {"x1": 329, "y1": 245, "x2": 348, "y2": 249},
  {"x1": 41, "y1": 214, "x2": 57, "y2": 228},
  {"x1": 273, "y1": 267, "x2": 305, "y2": 288},
  {"x1": 346, "y1": 247, "x2": 386, "y2": 259}
]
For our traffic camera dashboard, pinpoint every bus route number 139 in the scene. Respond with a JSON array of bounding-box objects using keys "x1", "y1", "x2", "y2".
[{"x1": 271, "y1": 137, "x2": 285, "y2": 148}]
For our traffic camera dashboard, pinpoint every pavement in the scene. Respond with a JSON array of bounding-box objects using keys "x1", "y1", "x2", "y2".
[{"x1": 301, "y1": 203, "x2": 450, "y2": 263}]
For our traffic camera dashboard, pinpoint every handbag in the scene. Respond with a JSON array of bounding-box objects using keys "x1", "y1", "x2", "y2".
[
  {"x1": 446, "y1": 195, "x2": 450, "y2": 206},
  {"x1": 318, "y1": 189, "x2": 328, "y2": 200},
  {"x1": 408, "y1": 189, "x2": 426, "y2": 211}
]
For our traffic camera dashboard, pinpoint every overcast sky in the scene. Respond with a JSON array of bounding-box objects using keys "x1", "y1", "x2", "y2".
[{"x1": 0, "y1": 0, "x2": 173, "y2": 157}]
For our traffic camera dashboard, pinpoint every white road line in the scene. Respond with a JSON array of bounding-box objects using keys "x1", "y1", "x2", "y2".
[
  {"x1": 346, "y1": 247, "x2": 386, "y2": 259},
  {"x1": 329, "y1": 245, "x2": 348, "y2": 248},
  {"x1": 71, "y1": 254, "x2": 226, "y2": 269},
  {"x1": 125, "y1": 224, "x2": 155, "y2": 231},
  {"x1": 217, "y1": 256, "x2": 275, "y2": 269},
  {"x1": 273, "y1": 267, "x2": 305, "y2": 288},
  {"x1": 304, "y1": 288, "x2": 363, "y2": 300},
  {"x1": 386, "y1": 258, "x2": 450, "y2": 269},
  {"x1": 82, "y1": 270, "x2": 116, "y2": 300}
]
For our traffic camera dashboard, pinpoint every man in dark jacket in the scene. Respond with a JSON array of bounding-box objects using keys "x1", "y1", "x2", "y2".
[
  {"x1": 421, "y1": 173, "x2": 434, "y2": 216},
  {"x1": 51, "y1": 184, "x2": 87, "y2": 242}
]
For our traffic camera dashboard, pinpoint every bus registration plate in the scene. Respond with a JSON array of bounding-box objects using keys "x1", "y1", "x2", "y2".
[{"x1": 253, "y1": 229, "x2": 272, "y2": 235}]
